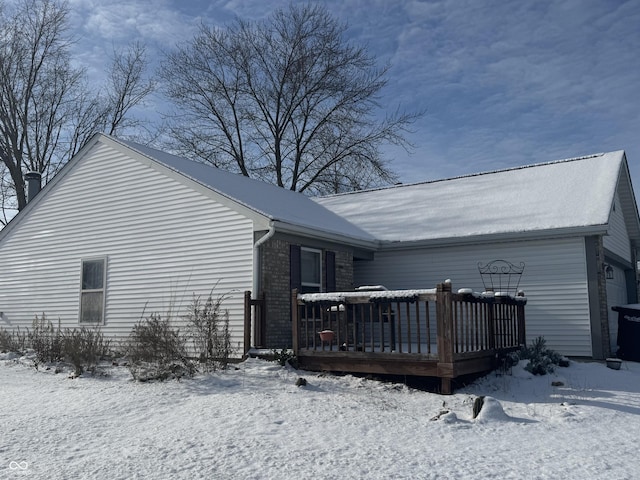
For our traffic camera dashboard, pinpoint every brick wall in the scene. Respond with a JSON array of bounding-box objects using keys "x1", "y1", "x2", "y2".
[
  {"x1": 335, "y1": 249, "x2": 354, "y2": 292},
  {"x1": 259, "y1": 237, "x2": 354, "y2": 348},
  {"x1": 259, "y1": 237, "x2": 291, "y2": 348}
]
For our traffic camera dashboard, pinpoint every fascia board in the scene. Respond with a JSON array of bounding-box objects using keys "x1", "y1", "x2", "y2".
[
  {"x1": 271, "y1": 220, "x2": 378, "y2": 251},
  {"x1": 376, "y1": 225, "x2": 610, "y2": 251}
]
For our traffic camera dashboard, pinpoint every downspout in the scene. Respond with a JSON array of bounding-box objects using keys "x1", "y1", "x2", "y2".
[{"x1": 252, "y1": 223, "x2": 275, "y2": 298}]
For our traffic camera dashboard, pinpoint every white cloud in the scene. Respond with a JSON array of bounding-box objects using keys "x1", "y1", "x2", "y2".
[
  {"x1": 69, "y1": 0, "x2": 198, "y2": 45},
  {"x1": 359, "y1": 0, "x2": 640, "y2": 187},
  {"x1": 60, "y1": 0, "x2": 640, "y2": 191}
]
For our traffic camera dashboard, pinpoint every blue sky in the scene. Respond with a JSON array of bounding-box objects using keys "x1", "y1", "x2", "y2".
[{"x1": 66, "y1": 0, "x2": 640, "y2": 192}]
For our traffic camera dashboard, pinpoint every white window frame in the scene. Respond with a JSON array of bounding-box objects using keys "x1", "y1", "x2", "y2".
[
  {"x1": 301, "y1": 247, "x2": 322, "y2": 293},
  {"x1": 79, "y1": 257, "x2": 107, "y2": 324}
]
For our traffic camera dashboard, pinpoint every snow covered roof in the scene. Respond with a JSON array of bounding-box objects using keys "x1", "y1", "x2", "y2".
[
  {"x1": 314, "y1": 151, "x2": 639, "y2": 244},
  {"x1": 109, "y1": 136, "x2": 377, "y2": 246}
]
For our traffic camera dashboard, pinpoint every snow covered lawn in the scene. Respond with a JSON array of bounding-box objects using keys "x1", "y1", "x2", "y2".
[{"x1": 1, "y1": 355, "x2": 639, "y2": 479}]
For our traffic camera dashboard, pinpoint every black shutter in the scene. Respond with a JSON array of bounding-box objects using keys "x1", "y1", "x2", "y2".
[
  {"x1": 290, "y1": 244, "x2": 301, "y2": 290},
  {"x1": 325, "y1": 251, "x2": 336, "y2": 292}
]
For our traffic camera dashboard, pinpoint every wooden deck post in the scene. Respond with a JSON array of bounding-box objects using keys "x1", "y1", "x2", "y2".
[
  {"x1": 291, "y1": 289, "x2": 299, "y2": 356},
  {"x1": 243, "y1": 291, "x2": 252, "y2": 358},
  {"x1": 436, "y1": 282, "x2": 454, "y2": 394},
  {"x1": 440, "y1": 378, "x2": 452, "y2": 395},
  {"x1": 436, "y1": 282, "x2": 454, "y2": 364}
]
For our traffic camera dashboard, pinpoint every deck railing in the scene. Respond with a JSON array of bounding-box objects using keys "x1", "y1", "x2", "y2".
[{"x1": 292, "y1": 282, "x2": 526, "y2": 361}]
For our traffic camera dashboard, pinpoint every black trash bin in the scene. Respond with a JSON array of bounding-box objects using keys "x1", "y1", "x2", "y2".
[{"x1": 612, "y1": 304, "x2": 640, "y2": 361}]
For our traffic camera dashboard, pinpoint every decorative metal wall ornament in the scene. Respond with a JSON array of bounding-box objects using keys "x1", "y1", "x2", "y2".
[{"x1": 478, "y1": 259, "x2": 525, "y2": 295}]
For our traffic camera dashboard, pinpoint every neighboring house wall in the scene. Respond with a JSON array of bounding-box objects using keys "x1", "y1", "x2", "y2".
[
  {"x1": 259, "y1": 236, "x2": 354, "y2": 348},
  {"x1": 354, "y1": 237, "x2": 594, "y2": 357},
  {"x1": 602, "y1": 190, "x2": 638, "y2": 355},
  {"x1": 606, "y1": 263, "x2": 628, "y2": 354},
  {"x1": 0, "y1": 142, "x2": 254, "y2": 352},
  {"x1": 604, "y1": 190, "x2": 632, "y2": 262}
]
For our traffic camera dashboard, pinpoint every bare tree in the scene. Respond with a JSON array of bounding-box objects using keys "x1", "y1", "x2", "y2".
[
  {"x1": 160, "y1": 3, "x2": 420, "y2": 194},
  {"x1": 0, "y1": 0, "x2": 80, "y2": 211},
  {"x1": 0, "y1": 163, "x2": 16, "y2": 224},
  {"x1": 104, "y1": 41, "x2": 155, "y2": 137},
  {"x1": 66, "y1": 42, "x2": 156, "y2": 160},
  {"x1": 0, "y1": 0, "x2": 154, "y2": 221}
]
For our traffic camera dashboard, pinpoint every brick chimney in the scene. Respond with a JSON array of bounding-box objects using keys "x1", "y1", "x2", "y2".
[{"x1": 25, "y1": 171, "x2": 41, "y2": 203}]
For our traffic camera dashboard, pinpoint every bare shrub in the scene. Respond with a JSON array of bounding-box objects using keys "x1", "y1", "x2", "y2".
[
  {"x1": 0, "y1": 328, "x2": 12, "y2": 352},
  {"x1": 0, "y1": 326, "x2": 28, "y2": 354},
  {"x1": 185, "y1": 292, "x2": 234, "y2": 372},
  {"x1": 62, "y1": 327, "x2": 111, "y2": 377},
  {"x1": 126, "y1": 314, "x2": 196, "y2": 381},
  {"x1": 29, "y1": 314, "x2": 63, "y2": 365}
]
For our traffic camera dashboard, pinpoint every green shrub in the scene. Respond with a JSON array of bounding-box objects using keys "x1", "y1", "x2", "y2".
[
  {"x1": 519, "y1": 336, "x2": 569, "y2": 375},
  {"x1": 271, "y1": 348, "x2": 297, "y2": 368}
]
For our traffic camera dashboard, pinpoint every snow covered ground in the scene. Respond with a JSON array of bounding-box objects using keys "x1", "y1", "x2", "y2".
[{"x1": 1, "y1": 355, "x2": 639, "y2": 479}]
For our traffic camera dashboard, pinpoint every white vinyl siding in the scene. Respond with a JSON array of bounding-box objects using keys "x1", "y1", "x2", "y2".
[
  {"x1": 604, "y1": 191, "x2": 632, "y2": 262},
  {"x1": 354, "y1": 237, "x2": 592, "y2": 357},
  {"x1": 0, "y1": 142, "x2": 254, "y2": 352}
]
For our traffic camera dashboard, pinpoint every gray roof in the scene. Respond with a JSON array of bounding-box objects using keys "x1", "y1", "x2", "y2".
[
  {"x1": 6, "y1": 134, "x2": 636, "y2": 250},
  {"x1": 314, "y1": 151, "x2": 640, "y2": 245}
]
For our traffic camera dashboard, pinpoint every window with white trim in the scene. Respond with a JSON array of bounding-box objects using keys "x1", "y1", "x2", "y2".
[
  {"x1": 80, "y1": 258, "x2": 106, "y2": 323},
  {"x1": 300, "y1": 247, "x2": 322, "y2": 293}
]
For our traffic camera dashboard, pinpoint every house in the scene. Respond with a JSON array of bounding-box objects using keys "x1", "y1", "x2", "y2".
[
  {"x1": 314, "y1": 151, "x2": 640, "y2": 358},
  {"x1": 0, "y1": 134, "x2": 376, "y2": 353},
  {"x1": 0, "y1": 134, "x2": 637, "y2": 360}
]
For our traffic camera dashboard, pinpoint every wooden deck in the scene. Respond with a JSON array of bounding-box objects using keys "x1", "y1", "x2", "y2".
[{"x1": 291, "y1": 282, "x2": 526, "y2": 394}]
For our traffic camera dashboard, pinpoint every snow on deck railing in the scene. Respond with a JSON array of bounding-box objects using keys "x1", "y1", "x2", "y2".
[
  {"x1": 457, "y1": 288, "x2": 527, "y2": 301},
  {"x1": 298, "y1": 288, "x2": 437, "y2": 303},
  {"x1": 298, "y1": 288, "x2": 526, "y2": 304}
]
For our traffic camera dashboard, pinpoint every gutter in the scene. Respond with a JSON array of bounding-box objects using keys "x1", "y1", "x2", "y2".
[{"x1": 376, "y1": 224, "x2": 610, "y2": 251}]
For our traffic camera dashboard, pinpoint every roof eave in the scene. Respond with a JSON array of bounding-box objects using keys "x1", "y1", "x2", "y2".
[
  {"x1": 272, "y1": 220, "x2": 378, "y2": 251},
  {"x1": 376, "y1": 225, "x2": 610, "y2": 251}
]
